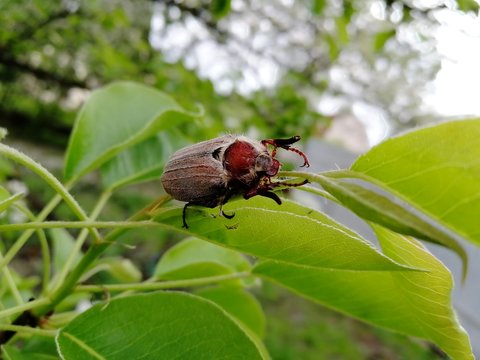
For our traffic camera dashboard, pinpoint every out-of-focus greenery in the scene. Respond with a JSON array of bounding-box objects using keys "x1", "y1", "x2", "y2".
[
  {"x1": 262, "y1": 284, "x2": 443, "y2": 360},
  {"x1": 1, "y1": 1, "x2": 477, "y2": 358},
  {"x1": 2, "y1": 0, "x2": 475, "y2": 145}
]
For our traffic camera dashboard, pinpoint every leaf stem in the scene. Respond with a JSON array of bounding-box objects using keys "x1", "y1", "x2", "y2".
[
  {"x1": 51, "y1": 190, "x2": 112, "y2": 293},
  {"x1": 0, "y1": 251, "x2": 24, "y2": 305},
  {"x1": 13, "y1": 203, "x2": 51, "y2": 295},
  {"x1": 0, "y1": 324, "x2": 56, "y2": 337},
  {"x1": 0, "y1": 193, "x2": 62, "y2": 274},
  {"x1": 0, "y1": 220, "x2": 159, "y2": 232},
  {"x1": 35, "y1": 195, "x2": 172, "y2": 316},
  {"x1": 0, "y1": 298, "x2": 50, "y2": 320},
  {"x1": 0, "y1": 143, "x2": 101, "y2": 242},
  {"x1": 75, "y1": 272, "x2": 250, "y2": 293}
]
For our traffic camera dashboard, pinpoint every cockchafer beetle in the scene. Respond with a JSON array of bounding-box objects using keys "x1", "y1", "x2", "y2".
[{"x1": 161, "y1": 135, "x2": 309, "y2": 228}]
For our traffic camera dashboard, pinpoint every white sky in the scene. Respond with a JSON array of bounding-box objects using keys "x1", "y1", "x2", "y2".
[{"x1": 426, "y1": 9, "x2": 480, "y2": 117}]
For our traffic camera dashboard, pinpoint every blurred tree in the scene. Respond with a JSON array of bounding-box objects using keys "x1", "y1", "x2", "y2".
[{"x1": 0, "y1": 0, "x2": 477, "y2": 145}]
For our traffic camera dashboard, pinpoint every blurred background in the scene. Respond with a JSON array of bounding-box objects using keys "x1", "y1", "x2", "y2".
[{"x1": 1, "y1": 0, "x2": 479, "y2": 358}]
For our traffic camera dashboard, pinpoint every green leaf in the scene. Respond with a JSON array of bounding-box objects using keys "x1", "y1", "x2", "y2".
[
  {"x1": 374, "y1": 29, "x2": 396, "y2": 52},
  {"x1": 0, "y1": 128, "x2": 7, "y2": 141},
  {"x1": 56, "y1": 291, "x2": 268, "y2": 359},
  {"x1": 98, "y1": 257, "x2": 142, "y2": 283},
  {"x1": 456, "y1": 0, "x2": 479, "y2": 12},
  {"x1": 210, "y1": 0, "x2": 231, "y2": 19},
  {"x1": 325, "y1": 34, "x2": 340, "y2": 61},
  {"x1": 154, "y1": 237, "x2": 250, "y2": 280},
  {"x1": 1, "y1": 336, "x2": 58, "y2": 360},
  {"x1": 49, "y1": 228, "x2": 82, "y2": 273},
  {"x1": 0, "y1": 187, "x2": 24, "y2": 213},
  {"x1": 311, "y1": 0, "x2": 326, "y2": 15},
  {"x1": 100, "y1": 129, "x2": 190, "y2": 190},
  {"x1": 254, "y1": 226, "x2": 473, "y2": 360},
  {"x1": 351, "y1": 119, "x2": 480, "y2": 247},
  {"x1": 0, "y1": 156, "x2": 14, "y2": 181},
  {"x1": 196, "y1": 286, "x2": 266, "y2": 339},
  {"x1": 335, "y1": 17, "x2": 349, "y2": 45},
  {"x1": 153, "y1": 197, "x2": 415, "y2": 271},
  {"x1": 314, "y1": 174, "x2": 467, "y2": 273},
  {"x1": 64, "y1": 82, "x2": 199, "y2": 182}
]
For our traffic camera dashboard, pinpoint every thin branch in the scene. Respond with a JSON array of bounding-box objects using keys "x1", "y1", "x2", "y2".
[{"x1": 0, "y1": 52, "x2": 89, "y2": 89}]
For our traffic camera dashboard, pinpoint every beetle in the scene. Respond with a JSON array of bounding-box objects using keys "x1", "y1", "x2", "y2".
[{"x1": 161, "y1": 134, "x2": 309, "y2": 228}]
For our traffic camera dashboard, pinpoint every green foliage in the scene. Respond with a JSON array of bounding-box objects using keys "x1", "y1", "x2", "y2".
[
  {"x1": 0, "y1": 83, "x2": 477, "y2": 359},
  {"x1": 154, "y1": 237, "x2": 251, "y2": 281},
  {"x1": 456, "y1": 0, "x2": 479, "y2": 12},
  {"x1": 196, "y1": 286, "x2": 266, "y2": 339},
  {"x1": 153, "y1": 198, "x2": 413, "y2": 271},
  {"x1": 307, "y1": 174, "x2": 467, "y2": 273},
  {"x1": 56, "y1": 292, "x2": 268, "y2": 359},
  {"x1": 254, "y1": 226, "x2": 471, "y2": 360},
  {"x1": 64, "y1": 82, "x2": 200, "y2": 182},
  {"x1": 210, "y1": 0, "x2": 231, "y2": 19},
  {"x1": 352, "y1": 119, "x2": 480, "y2": 248}
]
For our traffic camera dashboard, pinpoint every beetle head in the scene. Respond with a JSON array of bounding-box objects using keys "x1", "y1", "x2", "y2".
[{"x1": 255, "y1": 153, "x2": 280, "y2": 176}]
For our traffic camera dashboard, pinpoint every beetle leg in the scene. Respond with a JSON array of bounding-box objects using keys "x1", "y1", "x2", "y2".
[
  {"x1": 261, "y1": 135, "x2": 310, "y2": 167},
  {"x1": 219, "y1": 203, "x2": 235, "y2": 219},
  {"x1": 244, "y1": 178, "x2": 308, "y2": 205},
  {"x1": 182, "y1": 202, "x2": 191, "y2": 229},
  {"x1": 244, "y1": 185, "x2": 282, "y2": 205},
  {"x1": 262, "y1": 135, "x2": 301, "y2": 147},
  {"x1": 258, "y1": 190, "x2": 282, "y2": 204},
  {"x1": 219, "y1": 192, "x2": 235, "y2": 219},
  {"x1": 221, "y1": 208, "x2": 236, "y2": 219}
]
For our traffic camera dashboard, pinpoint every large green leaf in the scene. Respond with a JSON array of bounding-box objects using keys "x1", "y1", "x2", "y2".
[
  {"x1": 153, "y1": 197, "x2": 415, "y2": 271},
  {"x1": 154, "y1": 237, "x2": 251, "y2": 280},
  {"x1": 100, "y1": 129, "x2": 190, "y2": 190},
  {"x1": 64, "y1": 82, "x2": 199, "y2": 182},
  {"x1": 312, "y1": 174, "x2": 467, "y2": 271},
  {"x1": 196, "y1": 286, "x2": 266, "y2": 339},
  {"x1": 56, "y1": 292, "x2": 268, "y2": 359},
  {"x1": 254, "y1": 226, "x2": 473, "y2": 360},
  {"x1": 351, "y1": 119, "x2": 480, "y2": 247}
]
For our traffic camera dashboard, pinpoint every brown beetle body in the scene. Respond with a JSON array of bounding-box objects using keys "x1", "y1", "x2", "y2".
[{"x1": 161, "y1": 134, "x2": 309, "y2": 227}]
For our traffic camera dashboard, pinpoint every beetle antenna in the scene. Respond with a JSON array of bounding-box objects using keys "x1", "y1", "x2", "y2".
[{"x1": 261, "y1": 136, "x2": 310, "y2": 167}]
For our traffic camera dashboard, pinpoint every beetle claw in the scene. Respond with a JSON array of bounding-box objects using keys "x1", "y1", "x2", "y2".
[
  {"x1": 182, "y1": 203, "x2": 191, "y2": 229},
  {"x1": 219, "y1": 202, "x2": 235, "y2": 219},
  {"x1": 221, "y1": 210, "x2": 236, "y2": 219}
]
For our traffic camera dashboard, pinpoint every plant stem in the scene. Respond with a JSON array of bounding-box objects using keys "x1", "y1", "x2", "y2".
[
  {"x1": 277, "y1": 170, "x2": 339, "y2": 202},
  {"x1": 14, "y1": 203, "x2": 51, "y2": 295},
  {"x1": 297, "y1": 185, "x2": 338, "y2": 202},
  {"x1": 0, "y1": 325, "x2": 56, "y2": 337},
  {"x1": 51, "y1": 190, "x2": 112, "y2": 293},
  {"x1": 0, "y1": 252, "x2": 23, "y2": 305},
  {"x1": 75, "y1": 272, "x2": 250, "y2": 293},
  {"x1": 0, "y1": 143, "x2": 100, "y2": 242},
  {"x1": 0, "y1": 193, "x2": 61, "y2": 273},
  {"x1": 0, "y1": 220, "x2": 159, "y2": 232},
  {"x1": 0, "y1": 298, "x2": 50, "y2": 320},
  {"x1": 35, "y1": 194, "x2": 172, "y2": 316}
]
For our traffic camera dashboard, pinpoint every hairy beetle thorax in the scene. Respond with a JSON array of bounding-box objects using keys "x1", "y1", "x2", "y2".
[{"x1": 223, "y1": 137, "x2": 278, "y2": 187}]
